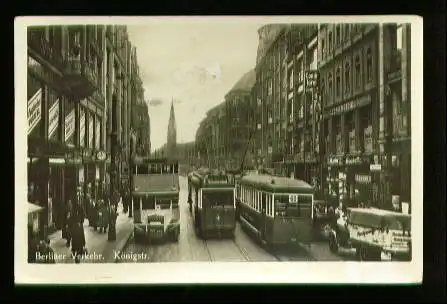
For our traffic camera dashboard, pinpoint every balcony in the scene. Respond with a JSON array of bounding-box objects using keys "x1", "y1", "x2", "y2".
[
  {"x1": 27, "y1": 29, "x2": 64, "y2": 74},
  {"x1": 387, "y1": 50, "x2": 402, "y2": 83},
  {"x1": 62, "y1": 56, "x2": 98, "y2": 100}
]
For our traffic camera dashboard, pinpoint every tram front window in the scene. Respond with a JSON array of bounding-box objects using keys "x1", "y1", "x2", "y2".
[{"x1": 202, "y1": 191, "x2": 234, "y2": 208}]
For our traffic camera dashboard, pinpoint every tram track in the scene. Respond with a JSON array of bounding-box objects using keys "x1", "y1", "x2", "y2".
[{"x1": 203, "y1": 237, "x2": 251, "y2": 262}]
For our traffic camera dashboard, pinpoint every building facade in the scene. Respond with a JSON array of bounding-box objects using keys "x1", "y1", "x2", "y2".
[
  {"x1": 225, "y1": 70, "x2": 256, "y2": 171},
  {"x1": 27, "y1": 25, "x2": 144, "y2": 238},
  {"x1": 250, "y1": 22, "x2": 411, "y2": 210},
  {"x1": 129, "y1": 46, "x2": 150, "y2": 158}
]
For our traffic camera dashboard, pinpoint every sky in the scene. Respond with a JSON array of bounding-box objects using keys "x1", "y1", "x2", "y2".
[{"x1": 127, "y1": 19, "x2": 266, "y2": 150}]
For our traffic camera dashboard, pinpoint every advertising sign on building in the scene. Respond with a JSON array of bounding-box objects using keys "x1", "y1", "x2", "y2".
[
  {"x1": 88, "y1": 114, "x2": 94, "y2": 148},
  {"x1": 64, "y1": 109, "x2": 75, "y2": 143},
  {"x1": 28, "y1": 89, "x2": 42, "y2": 135},
  {"x1": 95, "y1": 118, "x2": 101, "y2": 149},
  {"x1": 48, "y1": 99, "x2": 60, "y2": 139},
  {"x1": 79, "y1": 108, "x2": 86, "y2": 147}
]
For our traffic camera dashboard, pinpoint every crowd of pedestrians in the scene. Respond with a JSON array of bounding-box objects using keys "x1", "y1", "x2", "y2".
[{"x1": 28, "y1": 184, "x2": 120, "y2": 264}]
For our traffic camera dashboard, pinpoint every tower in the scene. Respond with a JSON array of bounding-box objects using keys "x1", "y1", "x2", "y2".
[{"x1": 166, "y1": 99, "x2": 177, "y2": 159}]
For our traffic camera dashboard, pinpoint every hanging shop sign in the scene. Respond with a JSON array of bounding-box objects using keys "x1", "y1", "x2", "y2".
[
  {"x1": 327, "y1": 156, "x2": 344, "y2": 166},
  {"x1": 95, "y1": 118, "x2": 101, "y2": 150},
  {"x1": 48, "y1": 99, "x2": 60, "y2": 138},
  {"x1": 370, "y1": 164, "x2": 382, "y2": 171},
  {"x1": 88, "y1": 114, "x2": 94, "y2": 148},
  {"x1": 79, "y1": 108, "x2": 86, "y2": 147},
  {"x1": 28, "y1": 88, "x2": 42, "y2": 135},
  {"x1": 64, "y1": 109, "x2": 75, "y2": 142},
  {"x1": 345, "y1": 155, "x2": 363, "y2": 165},
  {"x1": 355, "y1": 174, "x2": 371, "y2": 184}
]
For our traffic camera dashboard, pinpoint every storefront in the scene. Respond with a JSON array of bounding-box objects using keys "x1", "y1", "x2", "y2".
[{"x1": 344, "y1": 153, "x2": 374, "y2": 207}]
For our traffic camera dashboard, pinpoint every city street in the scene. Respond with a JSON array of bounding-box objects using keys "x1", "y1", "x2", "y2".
[{"x1": 119, "y1": 176, "x2": 353, "y2": 262}]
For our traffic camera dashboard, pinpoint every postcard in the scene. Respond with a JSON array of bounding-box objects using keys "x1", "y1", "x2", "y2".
[{"x1": 15, "y1": 15, "x2": 423, "y2": 284}]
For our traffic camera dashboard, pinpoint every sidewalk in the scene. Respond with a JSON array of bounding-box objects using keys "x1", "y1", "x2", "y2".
[{"x1": 48, "y1": 203, "x2": 134, "y2": 263}]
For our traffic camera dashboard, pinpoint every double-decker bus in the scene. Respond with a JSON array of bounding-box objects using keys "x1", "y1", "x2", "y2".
[
  {"x1": 132, "y1": 157, "x2": 180, "y2": 244},
  {"x1": 238, "y1": 174, "x2": 315, "y2": 246},
  {"x1": 188, "y1": 169, "x2": 236, "y2": 239}
]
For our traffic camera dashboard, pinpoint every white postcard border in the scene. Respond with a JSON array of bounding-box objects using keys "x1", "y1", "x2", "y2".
[{"x1": 15, "y1": 15, "x2": 423, "y2": 284}]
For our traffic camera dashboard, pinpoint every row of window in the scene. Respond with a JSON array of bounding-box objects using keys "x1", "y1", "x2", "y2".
[
  {"x1": 319, "y1": 24, "x2": 370, "y2": 59},
  {"x1": 320, "y1": 44, "x2": 375, "y2": 107},
  {"x1": 239, "y1": 185, "x2": 274, "y2": 217}
]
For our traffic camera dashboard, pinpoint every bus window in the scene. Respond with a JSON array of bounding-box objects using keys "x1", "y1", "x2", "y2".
[{"x1": 137, "y1": 164, "x2": 148, "y2": 174}]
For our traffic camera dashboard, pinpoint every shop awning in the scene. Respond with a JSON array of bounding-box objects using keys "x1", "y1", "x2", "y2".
[{"x1": 28, "y1": 202, "x2": 43, "y2": 214}]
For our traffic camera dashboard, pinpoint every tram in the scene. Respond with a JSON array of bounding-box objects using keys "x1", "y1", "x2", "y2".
[
  {"x1": 238, "y1": 174, "x2": 315, "y2": 246},
  {"x1": 188, "y1": 169, "x2": 237, "y2": 239},
  {"x1": 132, "y1": 157, "x2": 181, "y2": 244}
]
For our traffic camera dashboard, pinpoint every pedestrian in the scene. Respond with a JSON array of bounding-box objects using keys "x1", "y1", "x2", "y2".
[
  {"x1": 98, "y1": 199, "x2": 108, "y2": 233},
  {"x1": 28, "y1": 224, "x2": 38, "y2": 263},
  {"x1": 62, "y1": 199, "x2": 72, "y2": 242},
  {"x1": 36, "y1": 238, "x2": 56, "y2": 264},
  {"x1": 71, "y1": 221, "x2": 86, "y2": 264},
  {"x1": 91, "y1": 197, "x2": 98, "y2": 231}
]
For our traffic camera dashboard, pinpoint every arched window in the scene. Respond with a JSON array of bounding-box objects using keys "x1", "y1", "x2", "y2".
[
  {"x1": 335, "y1": 67, "x2": 341, "y2": 97},
  {"x1": 328, "y1": 73, "x2": 333, "y2": 100},
  {"x1": 354, "y1": 55, "x2": 361, "y2": 88},
  {"x1": 344, "y1": 61, "x2": 351, "y2": 93},
  {"x1": 366, "y1": 47, "x2": 373, "y2": 82}
]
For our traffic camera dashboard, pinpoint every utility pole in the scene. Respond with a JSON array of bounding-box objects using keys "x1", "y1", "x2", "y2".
[{"x1": 108, "y1": 93, "x2": 118, "y2": 241}]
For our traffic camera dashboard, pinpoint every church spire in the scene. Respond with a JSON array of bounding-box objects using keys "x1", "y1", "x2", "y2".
[{"x1": 166, "y1": 98, "x2": 177, "y2": 159}]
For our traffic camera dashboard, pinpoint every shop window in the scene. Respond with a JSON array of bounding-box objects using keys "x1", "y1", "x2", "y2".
[
  {"x1": 366, "y1": 47, "x2": 373, "y2": 83},
  {"x1": 344, "y1": 61, "x2": 351, "y2": 94}
]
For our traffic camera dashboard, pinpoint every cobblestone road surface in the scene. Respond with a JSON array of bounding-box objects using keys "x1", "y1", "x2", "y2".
[{"x1": 119, "y1": 176, "x2": 353, "y2": 262}]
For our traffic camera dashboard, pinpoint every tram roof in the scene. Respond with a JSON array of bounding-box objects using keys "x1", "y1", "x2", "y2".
[{"x1": 240, "y1": 174, "x2": 314, "y2": 194}]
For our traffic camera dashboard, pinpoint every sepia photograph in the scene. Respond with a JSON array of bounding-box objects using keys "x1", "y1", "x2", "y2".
[{"x1": 15, "y1": 16, "x2": 423, "y2": 284}]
